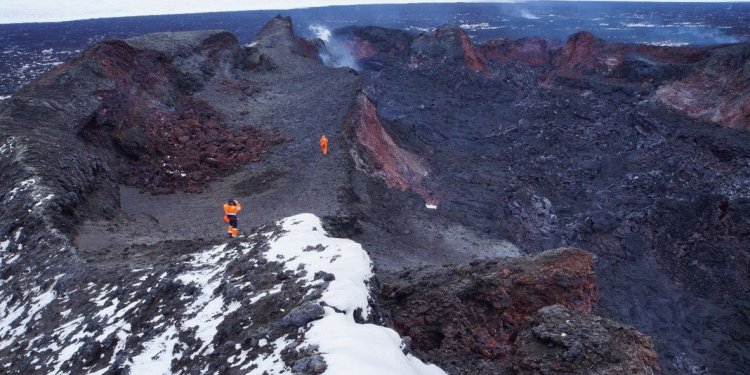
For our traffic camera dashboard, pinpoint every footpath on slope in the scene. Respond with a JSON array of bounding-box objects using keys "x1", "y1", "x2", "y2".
[{"x1": 74, "y1": 20, "x2": 361, "y2": 267}]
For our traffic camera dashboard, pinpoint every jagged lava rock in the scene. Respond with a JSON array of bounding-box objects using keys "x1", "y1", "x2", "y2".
[
  {"x1": 5, "y1": 29, "x2": 284, "y2": 194},
  {"x1": 409, "y1": 25, "x2": 489, "y2": 73},
  {"x1": 510, "y1": 304, "x2": 660, "y2": 375},
  {"x1": 655, "y1": 43, "x2": 750, "y2": 129},
  {"x1": 382, "y1": 248, "x2": 600, "y2": 371},
  {"x1": 552, "y1": 31, "x2": 610, "y2": 74}
]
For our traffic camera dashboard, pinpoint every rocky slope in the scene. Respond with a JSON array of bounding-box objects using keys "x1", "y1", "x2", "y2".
[
  {"x1": 510, "y1": 304, "x2": 660, "y2": 375},
  {"x1": 382, "y1": 248, "x2": 600, "y2": 373},
  {"x1": 333, "y1": 24, "x2": 750, "y2": 374},
  {"x1": 1, "y1": 15, "x2": 749, "y2": 375}
]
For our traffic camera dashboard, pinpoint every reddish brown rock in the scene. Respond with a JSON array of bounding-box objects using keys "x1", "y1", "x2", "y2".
[
  {"x1": 554, "y1": 31, "x2": 607, "y2": 72},
  {"x1": 410, "y1": 26, "x2": 489, "y2": 74},
  {"x1": 457, "y1": 30, "x2": 490, "y2": 74},
  {"x1": 545, "y1": 32, "x2": 750, "y2": 129},
  {"x1": 344, "y1": 37, "x2": 378, "y2": 60},
  {"x1": 61, "y1": 36, "x2": 287, "y2": 193},
  {"x1": 346, "y1": 92, "x2": 434, "y2": 202},
  {"x1": 382, "y1": 248, "x2": 599, "y2": 366},
  {"x1": 654, "y1": 44, "x2": 750, "y2": 129}
]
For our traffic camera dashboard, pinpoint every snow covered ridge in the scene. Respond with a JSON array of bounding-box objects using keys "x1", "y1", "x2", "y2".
[
  {"x1": 0, "y1": 213, "x2": 445, "y2": 374},
  {"x1": 249, "y1": 214, "x2": 445, "y2": 375}
]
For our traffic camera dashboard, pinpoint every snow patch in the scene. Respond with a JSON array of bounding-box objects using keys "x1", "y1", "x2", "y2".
[
  {"x1": 245, "y1": 336, "x2": 291, "y2": 373},
  {"x1": 249, "y1": 283, "x2": 283, "y2": 304},
  {"x1": 129, "y1": 326, "x2": 179, "y2": 375},
  {"x1": 33, "y1": 194, "x2": 54, "y2": 208},
  {"x1": 307, "y1": 311, "x2": 445, "y2": 375},
  {"x1": 265, "y1": 214, "x2": 373, "y2": 317},
  {"x1": 0, "y1": 286, "x2": 57, "y2": 351},
  {"x1": 405, "y1": 26, "x2": 433, "y2": 33},
  {"x1": 459, "y1": 22, "x2": 500, "y2": 31},
  {"x1": 625, "y1": 22, "x2": 658, "y2": 28},
  {"x1": 645, "y1": 41, "x2": 691, "y2": 47},
  {"x1": 6, "y1": 178, "x2": 35, "y2": 202},
  {"x1": 257, "y1": 213, "x2": 446, "y2": 374}
]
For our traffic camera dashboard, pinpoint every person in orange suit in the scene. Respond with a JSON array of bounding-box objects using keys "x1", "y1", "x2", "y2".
[
  {"x1": 223, "y1": 199, "x2": 242, "y2": 237},
  {"x1": 320, "y1": 134, "x2": 328, "y2": 155}
]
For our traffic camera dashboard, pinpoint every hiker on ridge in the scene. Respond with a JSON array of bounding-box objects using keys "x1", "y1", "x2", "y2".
[
  {"x1": 223, "y1": 199, "x2": 241, "y2": 238},
  {"x1": 320, "y1": 134, "x2": 328, "y2": 155}
]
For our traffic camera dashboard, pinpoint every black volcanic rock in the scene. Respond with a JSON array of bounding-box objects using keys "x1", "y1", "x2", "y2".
[
  {"x1": 410, "y1": 25, "x2": 488, "y2": 73},
  {"x1": 383, "y1": 249, "x2": 599, "y2": 365},
  {"x1": 381, "y1": 249, "x2": 661, "y2": 375},
  {"x1": 2, "y1": 15, "x2": 749, "y2": 375},
  {"x1": 253, "y1": 15, "x2": 320, "y2": 62},
  {"x1": 340, "y1": 24, "x2": 750, "y2": 374},
  {"x1": 510, "y1": 305, "x2": 659, "y2": 375}
]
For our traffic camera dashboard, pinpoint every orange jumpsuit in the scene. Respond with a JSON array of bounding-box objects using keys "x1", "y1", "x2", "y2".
[
  {"x1": 223, "y1": 201, "x2": 242, "y2": 237},
  {"x1": 320, "y1": 135, "x2": 328, "y2": 155}
]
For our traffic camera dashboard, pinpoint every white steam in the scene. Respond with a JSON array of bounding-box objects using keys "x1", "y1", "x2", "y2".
[
  {"x1": 310, "y1": 24, "x2": 332, "y2": 43},
  {"x1": 309, "y1": 24, "x2": 360, "y2": 71},
  {"x1": 518, "y1": 9, "x2": 539, "y2": 20}
]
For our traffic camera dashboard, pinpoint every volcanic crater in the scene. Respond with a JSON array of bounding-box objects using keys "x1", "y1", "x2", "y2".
[{"x1": 0, "y1": 15, "x2": 749, "y2": 375}]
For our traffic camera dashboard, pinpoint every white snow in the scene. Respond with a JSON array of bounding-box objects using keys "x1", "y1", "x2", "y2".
[
  {"x1": 0, "y1": 239, "x2": 11, "y2": 267},
  {"x1": 129, "y1": 326, "x2": 179, "y2": 375},
  {"x1": 33, "y1": 194, "x2": 55, "y2": 208},
  {"x1": 625, "y1": 22, "x2": 658, "y2": 28},
  {"x1": 245, "y1": 336, "x2": 291, "y2": 373},
  {"x1": 52, "y1": 317, "x2": 84, "y2": 342},
  {"x1": 425, "y1": 203, "x2": 438, "y2": 209},
  {"x1": 264, "y1": 214, "x2": 373, "y2": 317},
  {"x1": 307, "y1": 311, "x2": 445, "y2": 375},
  {"x1": 459, "y1": 22, "x2": 500, "y2": 31},
  {"x1": 255, "y1": 213, "x2": 446, "y2": 375},
  {"x1": 53, "y1": 333, "x2": 90, "y2": 375},
  {"x1": 249, "y1": 283, "x2": 283, "y2": 303},
  {"x1": 405, "y1": 26, "x2": 433, "y2": 33},
  {"x1": 0, "y1": 140, "x2": 13, "y2": 156},
  {"x1": 0, "y1": 95, "x2": 10, "y2": 101},
  {"x1": 6, "y1": 179, "x2": 35, "y2": 202},
  {"x1": 0, "y1": 287, "x2": 56, "y2": 350},
  {"x1": 645, "y1": 41, "x2": 690, "y2": 47},
  {"x1": 174, "y1": 243, "x2": 243, "y2": 357}
]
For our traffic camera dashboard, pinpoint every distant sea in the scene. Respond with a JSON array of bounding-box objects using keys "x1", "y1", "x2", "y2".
[{"x1": 2, "y1": 2, "x2": 749, "y2": 96}]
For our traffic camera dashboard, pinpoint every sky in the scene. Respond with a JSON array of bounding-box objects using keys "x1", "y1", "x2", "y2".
[{"x1": 0, "y1": 0, "x2": 747, "y2": 24}]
